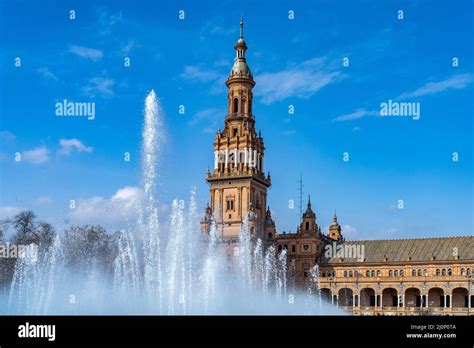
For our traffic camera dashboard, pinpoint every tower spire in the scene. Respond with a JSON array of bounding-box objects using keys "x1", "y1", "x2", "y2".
[{"x1": 240, "y1": 14, "x2": 244, "y2": 38}]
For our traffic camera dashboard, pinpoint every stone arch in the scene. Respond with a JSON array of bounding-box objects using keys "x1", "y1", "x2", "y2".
[
  {"x1": 360, "y1": 288, "x2": 375, "y2": 307},
  {"x1": 382, "y1": 287, "x2": 398, "y2": 307},
  {"x1": 338, "y1": 288, "x2": 353, "y2": 307},
  {"x1": 452, "y1": 287, "x2": 468, "y2": 308},
  {"x1": 428, "y1": 287, "x2": 445, "y2": 307},
  {"x1": 405, "y1": 287, "x2": 421, "y2": 307},
  {"x1": 320, "y1": 288, "x2": 331, "y2": 302}
]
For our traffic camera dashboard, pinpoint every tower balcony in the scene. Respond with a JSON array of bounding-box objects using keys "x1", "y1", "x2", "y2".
[
  {"x1": 225, "y1": 113, "x2": 254, "y2": 121},
  {"x1": 207, "y1": 169, "x2": 271, "y2": 187}
]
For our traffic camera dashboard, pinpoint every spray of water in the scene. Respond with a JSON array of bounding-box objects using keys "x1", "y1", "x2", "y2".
[{"x1": 4, "y1": 90, "x2": 341, "y2": 315}]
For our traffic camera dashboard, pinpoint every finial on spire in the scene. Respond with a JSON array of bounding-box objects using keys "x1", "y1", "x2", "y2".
[
  {"x1": 333, "y1": 210, "x2": 338, "y2": 222},
  {"x1": 308, "y1": 195, "x2": 311, "y2": 207},
  {"x1": 240, "y1": 14, "x2": 244, "y2": 38}
]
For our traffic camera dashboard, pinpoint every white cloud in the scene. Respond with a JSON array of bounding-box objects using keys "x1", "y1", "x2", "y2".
[
  {"x1": 69, "y1": 45, "x2": 103, "y2": 61},
  {"x1": 333, "y1": 109, "x2": 379, "y2": 122},
  {"x1": 180, "y1": 65, "x2": 222, "y2": 83},
  {"x1": 0, "y1": 130, "x2": 16, "y2": 142},
  {"x1": 97, "y1": 7, "x2": 123, "y2": 35},
  {"x1": 255, "y1": 58, "x2": 343, "y2": 104},
  {"x1": 397, "y1": 74, "x2": 473, "y2": 99},
  {"x1": 210, "y1": 25, "x2": 237, "y2": 36},
  {"x1": 37, "y1": 67, "x2": 58, "y2": 81},
  {"x1": 120, "y1": 40, "x2": 136, "y2": 55},
  {"x1": 333, "y1": 74, "x2": 473, "y2": 123},
  {"x1": 189, "y1": 108, "x2": 223, "y2": 126},
  {"x1": 22, "y1": 146, "x2": 49, "y2": 164},
  {"x1": 0, "y1": 206, "x2": 23, "y2": 219},
  {"x1": 82, "y1": 77, "x2": 115, "y2": 98},
  {"x1": 69, "y1": 186, "x2": 143, "y2": 226},
  {"x1": 342, "y1": 224, "x2": 357, "y2": 237},
  {"x1": 58, "y1": 138, "x2": 93, "y2": 156}
]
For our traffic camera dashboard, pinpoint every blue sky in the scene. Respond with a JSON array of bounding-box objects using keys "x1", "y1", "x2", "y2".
[{"x1": 0, "y1": 0, "x2": 472, "y2": 240}]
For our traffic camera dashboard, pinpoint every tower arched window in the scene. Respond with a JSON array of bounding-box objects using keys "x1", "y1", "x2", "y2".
[
  {"x1": 305, "y1": 221, "x2": 309, "y2": 230},
  {"x1": 447, "y1": 268, "x2": 452, "y2": 276},
  {"x1": 436, "y1": 269, "x2": 441, "y2": 276},
  {"x1": 233, "y1": 98, "x2": 238, "y2": 113},
  {"x1": 394, "y1": 270, "x2": 398, "y2": 277},
  {"x1": 412, "y1": 269, "x2": 416, "y2": 276},
  {"x1": 461, "y1": 268, "x2": 465, "y2": 276},
  {"x1": 442, "y1": 269, "x2": 446, "y2": 276}
]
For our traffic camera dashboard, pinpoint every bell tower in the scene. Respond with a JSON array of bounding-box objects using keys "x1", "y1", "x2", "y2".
[{"x1": 201, "y1": 17, "x2": 272, "y2": 241}]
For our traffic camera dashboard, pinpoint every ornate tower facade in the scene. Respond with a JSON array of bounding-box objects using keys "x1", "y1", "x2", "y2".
[
  {"x1": 201, "y1": 18, "x2": 271, "y2": 241},
  {"x1": 328, "y1": 211, "x2": 342, "y2": 241}
]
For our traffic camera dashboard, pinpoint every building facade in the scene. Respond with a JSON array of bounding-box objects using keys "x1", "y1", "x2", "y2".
[{"x1": 201, "y1": 19, "x2": 474, "y2": 315}]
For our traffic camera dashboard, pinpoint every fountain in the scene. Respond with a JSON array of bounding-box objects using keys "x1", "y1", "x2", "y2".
[{"x1": 2, "y1": 91, "x2": 341, "y2": 315}]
